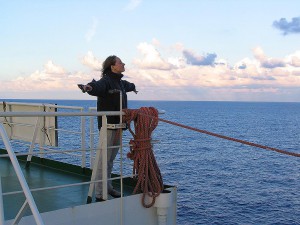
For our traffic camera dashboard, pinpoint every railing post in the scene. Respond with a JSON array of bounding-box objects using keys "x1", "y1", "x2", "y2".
[
  {"x1": 12, "y1": 200, "x2": 29, "y2": 225},
  {"x1": 89, "y1": 109, "x2": 95, "y2": 168},
  {"x1": 0, "y1": 124, "x2": 44, "y2": 225},
  {"x1": 80, "y1": 108, "x2": 86, "y2": 168},
  {"x1": 119, "y1": 90, "x2": 124, "y2": 225},
  {"x1": 40, "y1": 106, "x2": 46, "y2": 159},
  {"x1": 101, "y1": 115, "x2": 108, "y2": 200},
  {"x1": 8, "y1": 103, "x2": 13, "y2": 138},
  {"x1": 26, "y1": 117, "x2": 42, "y2": 167}
]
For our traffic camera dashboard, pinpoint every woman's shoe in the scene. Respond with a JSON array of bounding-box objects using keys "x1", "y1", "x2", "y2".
[
  {"x1": 109, "y1": 189, "x2": 121, "y2": 198},
  {"x1": 95, "y1": 197, "x2": 105, "y2": 202}
]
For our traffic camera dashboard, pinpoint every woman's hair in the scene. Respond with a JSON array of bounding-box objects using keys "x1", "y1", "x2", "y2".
[{"x1": 101, "y1": 55, "x2": 117, "y2": 76}]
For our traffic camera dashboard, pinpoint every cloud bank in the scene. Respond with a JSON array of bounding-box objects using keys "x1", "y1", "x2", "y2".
[{"x1": 1, "y1": 41, "x2": 300, "y2": 101}]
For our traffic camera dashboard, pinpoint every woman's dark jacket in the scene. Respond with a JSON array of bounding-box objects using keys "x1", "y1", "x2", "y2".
[{"x1": 87, "y1": 71, "x2": 135, "y2": 129}]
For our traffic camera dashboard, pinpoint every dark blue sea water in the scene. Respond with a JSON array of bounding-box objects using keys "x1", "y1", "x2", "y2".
[{"x1": 1, "y1": 99, "x2": 300, "y2": 225}]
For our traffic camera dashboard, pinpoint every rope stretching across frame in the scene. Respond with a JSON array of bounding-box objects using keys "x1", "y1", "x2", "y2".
[
  {"x1": 158, "y1": 117, "x2": 300, "y2": 158},
  {"x1": 123, "y1": 107, "x2": 299, "y2": 207}
]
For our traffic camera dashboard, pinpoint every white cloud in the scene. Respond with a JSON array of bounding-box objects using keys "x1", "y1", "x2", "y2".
[
  {"x1": 81, "y1": 51, "x2": 102, "y2": 70},
  {"x1": 285, "y1": 51, "x2": 300, "y2": 67},
  {"x1": 133, "y1": 42, "x2": 176, "y2": 70},
  {"x1": 253, "y1": 47, "x2": 286, "y2": 68},
  {"x1": 44, "y1": 61, "x2": 65, "y2": 75},
  {"x1": 1, "y1": 61, "x2": 92, "y2": 93}
]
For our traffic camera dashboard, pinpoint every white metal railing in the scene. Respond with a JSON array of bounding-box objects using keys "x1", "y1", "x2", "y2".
[
  {"x1": 0, "y1": 110, "x2": 125, "y2": 225},
  {"x1": 0, "y1": 105, "x2": 165, "y2": 225},
  {"x1": 0, "y1": 123, "x2": 44, "y2": 225},
  {"x1": 0, "y1": 102, "x2": 88, "y2": 168},
  {"x1": 88, "y1": 107, "x2": 97, "y2": 168}
]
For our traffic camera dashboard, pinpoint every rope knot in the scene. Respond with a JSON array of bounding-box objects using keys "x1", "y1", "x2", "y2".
[
  {"x1": 132, "y1": 138, "x2": 152, "y2": 150},
  {"x1": 127, "y1": 138, "x2": 152, "y2": 159},
  {"x1": 127, "y1": 139, "x2": 136, "y2": 160}
]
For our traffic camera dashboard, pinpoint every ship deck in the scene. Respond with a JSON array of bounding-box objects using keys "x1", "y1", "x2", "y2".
[{"x1": 0, "y1": 151, "x2": 134, "y2": 220}]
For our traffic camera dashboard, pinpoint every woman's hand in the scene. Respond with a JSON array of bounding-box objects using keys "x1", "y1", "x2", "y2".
[{"x1": 78, "y1": 84, "x2": 92, "y2": 93}]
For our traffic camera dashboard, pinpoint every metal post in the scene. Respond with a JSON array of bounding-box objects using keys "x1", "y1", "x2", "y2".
[
  {"x1": 89, "y1": 110, "x2": 95, "y2": 168},
  {"x1": 26, "y1": 117, "x2": 41, "y2": 167},
  {"x1": 0, "y1": 124, "x2": 44, "y2": 225},
  {"x1": 12, "y1": 200, "x2": 29, "y2": 225},
  {"x1": 8, "y1": 103, "x2": 13, "y2": 138},
  {"x1": 119, "y1": 90, "x2": 124, "y2": 225},
  {"x1": 86, "y1": 115, "x2": 108, "y2": 203},
  {"x1": 101, "y1": 115, "x2": 108, "y2": 200},
  {"x1": 80, "y1": 109, "x2": 86, "y2": 168},
  {"x1": 39, "y1": 106, "x2": 46, "y2": 160}
]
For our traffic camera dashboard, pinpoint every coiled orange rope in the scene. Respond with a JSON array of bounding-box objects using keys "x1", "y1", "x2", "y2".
[{"x1": 123, "y1": 107, "x2": 164, "y2": 208}]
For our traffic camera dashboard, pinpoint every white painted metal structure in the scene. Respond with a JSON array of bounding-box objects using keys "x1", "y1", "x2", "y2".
[
  {"x1": 0, "y1": 102, "x2": 88, "y2": 167},
  {"x1": 0, "y1": 103, "x2": 177, "y2": 225},
  {"x1": 3, "y1": 191, "x2": 177, "y2": 225},
  {"x1": 0, "y1": 102, "x2": 58, "y2": 147}
]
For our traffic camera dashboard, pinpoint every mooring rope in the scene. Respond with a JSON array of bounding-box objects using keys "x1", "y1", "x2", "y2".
[
  {"x1": 128, "y1": 109, "x2": 299, "y2": 158},
  {"x1": 157, "y1": 117, "x2": 300, "y2": 158},
  {"x1": 123, "y1": 107, "x2": 299, "y2": 207},
  {"x1": 123, "y1": 107, "x2": 164, "y2": 208}
]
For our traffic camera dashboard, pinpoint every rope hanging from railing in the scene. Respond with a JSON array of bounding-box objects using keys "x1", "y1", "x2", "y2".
[{"x1": 123, "y1": 107, "x2": 164, "y2": 208}]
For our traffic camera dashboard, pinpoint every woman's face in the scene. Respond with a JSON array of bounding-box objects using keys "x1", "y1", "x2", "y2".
[{"x1": 111, "y1": 57, "x2": 125, "y2": 74}]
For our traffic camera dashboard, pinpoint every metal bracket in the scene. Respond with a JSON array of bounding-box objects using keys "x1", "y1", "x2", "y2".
[{"x1": 107, "y1": 123, "x2": 126, "y2": 129}]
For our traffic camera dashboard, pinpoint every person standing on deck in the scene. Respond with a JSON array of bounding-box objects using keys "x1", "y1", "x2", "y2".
[{"x1": 79, "y1": 55, "x2": 136, "y2": 202}]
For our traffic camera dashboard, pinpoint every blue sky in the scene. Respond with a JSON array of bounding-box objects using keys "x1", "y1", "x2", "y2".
[{"x1": 1, "y1": 0, "x2": 300, "y2": 101}]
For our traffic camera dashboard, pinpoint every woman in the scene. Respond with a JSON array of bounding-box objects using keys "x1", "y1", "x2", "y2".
[{"x1": 80, "y1": 55, "x2": 136, "y2": 202}]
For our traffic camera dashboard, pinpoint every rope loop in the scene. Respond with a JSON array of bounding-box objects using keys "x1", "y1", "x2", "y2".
[{"x1": 123, "y1": 107, "x2": 164, "y2": 208}]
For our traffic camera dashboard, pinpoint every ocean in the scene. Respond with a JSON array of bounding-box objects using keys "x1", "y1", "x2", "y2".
[{"x1": 1, "y1": 99, "x2": 300, "y2": 225}]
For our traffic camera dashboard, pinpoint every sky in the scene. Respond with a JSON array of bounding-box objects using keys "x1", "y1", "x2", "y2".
[{"x1": 1, "y1": 0, "x2": 300, "y2": 102}]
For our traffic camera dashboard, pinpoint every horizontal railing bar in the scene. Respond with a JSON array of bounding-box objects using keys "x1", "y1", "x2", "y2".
[
  {"x1": 0, "y1": 143, "x2": 135, "y2": 158},
  {"x1": 2, "y1": 102, "x2": 83, "y2": 110},
  {"x1": 55, "y1": 129, "x2": 82, "y2": 134},
  {"x1": 0, "y1": 140, "x2": 160, "y2": 158},
  {"x1": 0, "y1": 149, "x2": 87, "y2": 158},
  {"x1": 2, "y1": 174, "x2": 138, "y2": 196},
  {"x1": 0, "y1": 111, "x2": 124, "y2": 117},
  {"x1": 0, "y1": 109, "x2": 165, "y2": 118}
]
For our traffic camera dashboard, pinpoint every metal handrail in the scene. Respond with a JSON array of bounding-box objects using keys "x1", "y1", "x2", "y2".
[
  {"x1": 2, "y1": 174, "x2": 138, "y2": 197},
  {"x1": 0, "y1": 124, "x2": 44, "y2": 225},
  {"x1": 0, "y1": 110, "x2": 125, "y2": 225},
  {"x1": 0, "y1": 109, "x2": 124, "y2": 166},
  {"x1": 0, "y1": 111, "x2": 124, "y2": 117},
  {"x1": 0, "y1": 109, "x2": 165, "y2": 224}
]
